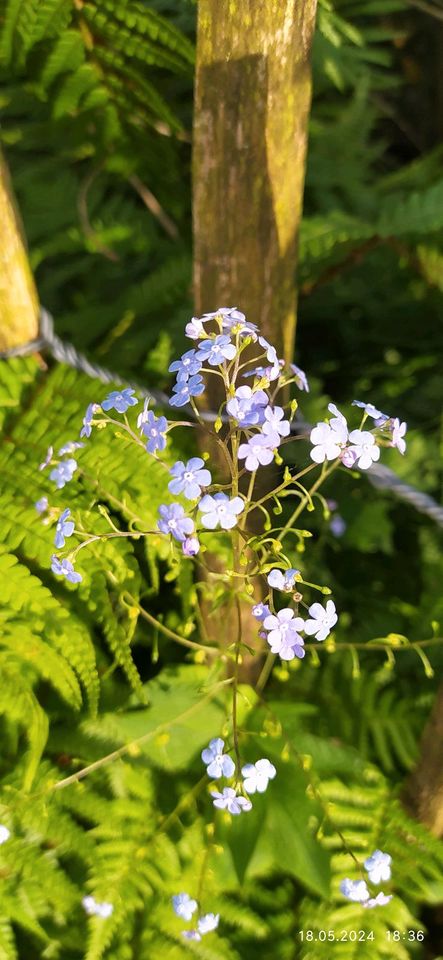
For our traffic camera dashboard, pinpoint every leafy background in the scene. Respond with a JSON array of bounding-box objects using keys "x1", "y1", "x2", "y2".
[{"x1": 1, "y1": 0, "x2": 443, "y2": 957}]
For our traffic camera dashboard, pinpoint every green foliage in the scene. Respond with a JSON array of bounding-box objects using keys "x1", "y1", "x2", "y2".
[{"x1": 2, "y1": 0, "x2": 443, "y2": 957}]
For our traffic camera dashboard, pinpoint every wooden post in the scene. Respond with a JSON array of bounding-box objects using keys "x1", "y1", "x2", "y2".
[
  {"x1": 193, "y1": 0, "x2": 318, "y2": 359},
  {"x1": 192, "y1": 1, "x2": 318, "y2": 667},
  {"x1": 0, "y1": 149, "x2": 39, "y2": 351}
]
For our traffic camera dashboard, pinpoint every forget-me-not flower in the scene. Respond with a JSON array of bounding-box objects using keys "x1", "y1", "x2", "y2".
[
  {"x1": 182, "y1": 536, "x2": 200, "y2": 557},
  {"x1": 263, "y1": 609, "x2": 305, "y2": 660},
  {"x1": 169, "y1": 375, "x2": 205, "y2": 407},
  {"x1": 348, "y1": 430, "x2": 380, "y2": 470},
  {"x1": 340, "y1": 879, "x2": 370, "y2": 903},
  {"x1": 39, "y1": 446, "x2": 53, "y2": 471},
  {"x1": 50, "y1": 459, "x2": 77, "y2": 489},
  {"x1": 101, "y1": 388, "x2": 138, "y2": 414},
  {"x1": 211, "y1": 787, "x2": 252, "y2": 815},
  {"x1": 54, "y1": 508, "x2": 75, "y2": 548},
  {"x1": 226, "y1": 386, "x2": 268, "y2": 427},
  {"x1": 196, "y1": 335, "x2": 236, "y2": 366},
  {"x1": 364, "y1": 850, "x2": 392, "y2": 884},
  {"x1": 58, "y1": 441, "x2": 84, "y2": 456},
  {"x1": 198, "y1": 493, "x2": 244, "y2": 530},
  {"x1": 157, "y1": 503, "x2": 194, "y2": 542},
  {"x1": 263, "y1": 406, "x2": 290, "y2": 438},
  {"x1": 198, "y1": 913, "x2": 220, "y2": 935},
  {"x1": 390, "y1": 418, "x2": 407, "y2": 455},
  {"x1": 363, "y1": 892, "x2": 393, "y2": 908},
  {"x1": 142, "y1": 411, "x2": 168, "y2": 454},
  {"x1": 267, "y1": 568, "x2": 300, "y2": 592},
  {"x1": 290, "y1": 363, "x2": 310, "y2": 392},
  {"x1": 169, "y1": 349, "x2": 202, "y2": 381},
  {"x1": 35, "y1": 496, "x2": 49, "y2": 514},
  {"x1": 201, "y1": 738, "x2": 235, "y2": 779},
  {"x1": 51, "y1": 556, "x2": 82, "y2": 584},
  {"x1": 80, "y1": 403, "x2": 99, "y2": 439},
  {"x1": 304, "y1": 600, "x2": 337, "y2": 642},
  {"x1": 168, "y1": 458, "x2": 211, "y2": 500},
  {"x1": 238, "y1": 432, "x2": 280, "y2": 471},
  {"x1": 310, "y1": 422, "x2": 347, "y2": 464},
  {"x1": 242, "y1": 759, "x2": 276, "y2": 794},
  {"x1": 352, "y1": 400, "x2": 388, "y2": 423},
  {"x1": 172, "y1": 893, "x2": 198, "y2": 922},
  {"x1": 252, "y1": 602, "x2": 271, "y2": 621}
]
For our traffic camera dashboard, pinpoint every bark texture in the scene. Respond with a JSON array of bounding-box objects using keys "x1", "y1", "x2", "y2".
[
  {"x1": 193, "y1": 0, "x2": 318, "y2": 358},
  {"x1": 193, "y1": 1, "x2": 318, "y2": 665},
  {"x1": 403, "y1": 685, "x2": 443, "y2": 837},
  {"x1": 0, "y1": 149, "x2": 39, "y2": 351}
]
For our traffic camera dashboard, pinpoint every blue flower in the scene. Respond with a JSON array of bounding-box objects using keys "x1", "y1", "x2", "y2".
[
  {"x1": 238, "y1": 432, "x2": 280, "y2": 471},
  {"x1": 267, "y1": 568, "x2": 300, "y2": 592},
  {"x1": 352, "y1": 400, "x2": 388, "y2": 423},
  {"x1": 252, "y1": 602, "x2": 271, "y2": 621},
  {"x1": 49, "y1": 459, "x2": 77, "y2": 489},
  {"x1": 168, "y1": 457, "x2": 211, "y2": 500},
  {"x1": 201, "y1": 738, "x2": 235, "y2": 778},
  {"x1": 80, "y1": 403, "x2": 99, "y2": 439},
  {"x1": 172, "y1": 893, "x2": 197, "y2": 922},
  {"x1": 243, "y1": 362, "x2": 282, "y2": 382},
  {"x1": 169, "y1": 349, "x2": 202, "y2": 381},
  {"x1": 51, "y1": 555, "x2": 82, "y2": 584},
  {"x1": 101, "y1": 388, "x2": 138, "y2": 414},
  {"x1": 54, "y1": 508, "x2": 75, "y2": 548},
  {"x1": 364, "y1": 850, "x2": 392, "y2": 884},
  {"x1": 141, "y1": 411, "x2": 168, "y2": 454},
  {"x1": 226, "y1": 386, "x2": 268, "y2": 427},
  {"x1": 340, "y1": 879, "x2": 369, "y2": 903},
  {"x1": 182, "y1": 930, "x2": 201, "y2": 941},
  {"x1": 198, "y1": 913, "x2": 220, "y2": 935},
  {"x1": 196, "y1": 335, "x2": 236, "y2": 366},
  {"x1": 221, "y1": 311, "x2": 258, "y2": 337},
  {"x1": 198, "y1": 493, "x2": 244, "y2": 530},
  {"x1": 241, "y1": 759, "x2": 276, "y2": 794},
  {"x1": 263, "y1": 405, "x2": 290, "y2": 438},
  {"x1": 289, "y1": 364, "x2": 310, "y2": 392},
  {"x1": 182, "y1": 536, "x2": 200, "y2": 557},
  {"x1": 39, "y1": 446, "x2": 53, "y2": 471},
  {"x1": 169, "y1": 375, "x2": 205, "y2": 408},
  {"x1": 211, "y1": 787, "x2": 252, "y2": 815},
  {"x1": 35, "y1": 497, "x2": 49, "y2": 514},
  {"x1": 58, "y1": 441, "x2": 84, "y2": 456},
  {"x1": 157, "y1": 503, "x2": 194, "y2": 542}
]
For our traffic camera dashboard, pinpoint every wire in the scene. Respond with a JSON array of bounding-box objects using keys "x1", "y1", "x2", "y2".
[{"x1": 1, "y1": 308, "x2": 443, "y2": 528}]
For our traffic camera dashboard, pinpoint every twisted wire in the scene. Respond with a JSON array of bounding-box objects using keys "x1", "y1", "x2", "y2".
[{"x1": 1, "y1": 309, "x2": 442, "y2": 528}]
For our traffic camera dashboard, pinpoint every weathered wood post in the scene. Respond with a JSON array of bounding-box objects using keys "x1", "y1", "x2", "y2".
[
  {"x1": 193, "y1": 0, "x2": 318, "y2": 360},
  {"x1": 192, "y1": 1, "x2": 318, "y2": 663},
  {"x1": 0, "y1": 148, "x2": 39, "y2": 351}
]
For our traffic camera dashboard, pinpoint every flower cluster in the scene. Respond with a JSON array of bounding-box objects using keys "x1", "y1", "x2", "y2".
[
  {"x1": 340, "y1": 849, "x2": 392, "y2": 909},
  {"x1": 172, "y1": 892, "x2": 219, "y2": 941},
  {"x1": 201, "y1": 739, "x2": 276, "y2": 815},
  {"x1": 310, "y1": 402, "x2": 407, "y2": 470},
  {"x1": 35, "y1": 305, "x2": 406, "y2": 920},
  {"x1": 255, "y1": 599, "x2": 338, "y2": 661}
]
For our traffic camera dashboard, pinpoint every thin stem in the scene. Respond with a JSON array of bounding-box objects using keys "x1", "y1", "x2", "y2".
[
  {"x1": 53, "y1": 679, "x2": 233, "y2": 791},
  {"x1": 123, "y1": 592, "x2": 215, "y2": 653}
]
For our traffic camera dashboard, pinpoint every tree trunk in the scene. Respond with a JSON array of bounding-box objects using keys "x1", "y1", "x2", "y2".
[
  {"x1": 0, "y1": 149, "x2": 39, "y2": 351},
  {"x1": 193, "y1": 0, "x2": 318, "y2": 359},
  {"x1": 403, "y1": 685, "x2": 443, "y2": 837},
  {"x1": 192, "y1": 0, "x2": 318, "y2": 666}
]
